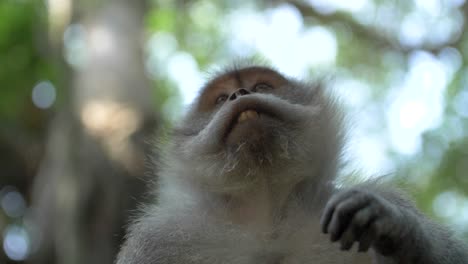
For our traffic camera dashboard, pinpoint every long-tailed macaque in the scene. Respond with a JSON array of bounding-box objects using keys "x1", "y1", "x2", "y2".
[{"x1": 116, "y1": 66, "x2": 468, "y2": 263}]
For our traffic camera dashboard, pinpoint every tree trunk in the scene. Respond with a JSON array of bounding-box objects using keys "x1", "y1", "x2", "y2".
[{"x1": 29, "y1": 1, "x2": 156, "y2": 264}]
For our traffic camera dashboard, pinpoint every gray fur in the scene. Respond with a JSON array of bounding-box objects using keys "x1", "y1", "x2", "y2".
[{"x1": 116, "y1": 66, "x2": 468, "y2": 264}]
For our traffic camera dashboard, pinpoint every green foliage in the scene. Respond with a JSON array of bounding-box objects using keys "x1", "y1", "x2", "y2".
[
  {"x1": 146, "y1": 8, "x2": 177, "y2": 33},
  {"x1": 0, "y1": 1, "x2": 56, "y2": 120}
]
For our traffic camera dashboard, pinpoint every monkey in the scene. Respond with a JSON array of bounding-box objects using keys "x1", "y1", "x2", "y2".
[{"x1": 116, "y1": 65, "x2": 468, "y2": 264}]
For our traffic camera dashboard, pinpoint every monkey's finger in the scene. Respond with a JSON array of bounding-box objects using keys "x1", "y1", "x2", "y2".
[
  {"x1": 328, "y1": 197, "x2": 369, "y2": 242},
  {"x1": 320, "y1": 205, "x2": 335, "y2": 234},
  {"x1": 320, "y1": 191, "x2": 354, "y2": 233},
  {"x1": 339, "y1": 226, "x2": 356, "y2": 251},
  {"x1": 357, "y1": 226, "x2": 376, "y2": 252},
  {"x1": 351, "y1": 206, "x2": 376, "y2": 237},
  {"x1": 339, "y1": 206, "x2": 375, "y2": 250},
  {"x1": 355, "y1": 208, "x2": 378, "y2": 252}
]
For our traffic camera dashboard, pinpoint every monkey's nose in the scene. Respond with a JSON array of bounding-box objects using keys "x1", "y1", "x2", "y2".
[{"x1": 229, "y1": 88, "x2": 250, "y2": 101}]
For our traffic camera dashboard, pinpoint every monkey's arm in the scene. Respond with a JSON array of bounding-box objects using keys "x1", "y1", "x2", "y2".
[{"x1": 320, "y1": 185, "x2": 468, "y2": 264}]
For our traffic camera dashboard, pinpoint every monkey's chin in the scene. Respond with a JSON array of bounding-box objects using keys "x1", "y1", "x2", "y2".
[{"x1": 225, "y1": 117, "x2": 270, "y2": 149}]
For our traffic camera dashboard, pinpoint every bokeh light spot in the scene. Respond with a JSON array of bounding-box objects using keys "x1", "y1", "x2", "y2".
[
  {"x1": 32, "y1": 81, "x2": 56, "y2": 109},
  {"x1": 145, "y1": 32, "x2": 178, "y2": 79},
  {"x1": 306, "y1": 0, "x2": 369, "y2": 14},
  {"x1": 414, "y1": 0, "x2": 441, "y2": 16},
  {"x1": 228, "y1": 4, "x2": 336, "y2": 76},
  {"x1": 387, "y1": 51, "x2": 448, "y2": 155},
  {"x1": 399, "y1": 12, "x2": 427, "y2": 47},
  {"x1": 167, "y1": 52, "x2": 202, "y2": 107},
  {"x1": 0, "y1": 187, "x2": 26, "y2": 218},
  {"x1": 88, "y1": 24, "x2": 115, "y2": 57},
  {"x1": 3, "y1": 225, "x2": 30, "y2": 261},
  {"x1": 454, "y1": 90, "x2": 468, "y2": 118},
  {"x1": 63, "y1": 24, "x2": 88, "y2": 68},
  {"x1": 433, "y1": 190, "x2": 458, "y2": 218},
  {"x1": 445, "y1": 0, "x2": 466, "y2": 7}
]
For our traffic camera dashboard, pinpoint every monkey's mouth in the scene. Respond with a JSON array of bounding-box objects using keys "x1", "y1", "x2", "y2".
[
  {"x1": 224, "y1": 109, "x2": 271, "y2": 144},
  {"x1": 237, "y1": 110, "x2": 259, "y2": 123},
  {"x1": 227, "y1": 109, "x2": 262, "y2": 133},
  {"x1": 216, "y1": 95, "x2": 290, "y2": 145}
]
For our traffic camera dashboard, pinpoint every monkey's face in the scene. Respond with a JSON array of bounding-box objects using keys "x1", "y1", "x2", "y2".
[{"x1": 171, "y1": 66, "x2": 342, "y2": 190}]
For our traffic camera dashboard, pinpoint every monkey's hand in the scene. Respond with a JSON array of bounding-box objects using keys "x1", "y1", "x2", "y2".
[{"x1": 320, "y1": 188, "x2": 415, "y2": 255}]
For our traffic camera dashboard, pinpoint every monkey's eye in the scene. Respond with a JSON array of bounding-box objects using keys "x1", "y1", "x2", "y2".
[
  {"x1": 252, "y1": 83, "x2": 273, "y2": 92},
  {"x1": 215, "y1": 94, "x2": 228, "y2": 105}
]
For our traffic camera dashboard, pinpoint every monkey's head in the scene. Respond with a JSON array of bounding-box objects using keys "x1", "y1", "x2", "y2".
[{"x1": 167, "y1": 66, "x2": 344, "y2": 193}]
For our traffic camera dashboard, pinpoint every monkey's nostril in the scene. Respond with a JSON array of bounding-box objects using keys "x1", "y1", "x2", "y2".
[
  {"x1": 229, "y1": 93, "x2": 237, "y2": 101},
  {"x1": 229, "y1": 89, "x2": 250, "y2": 101},
  {"x1": 239, "y1": 89, "x2": 249, "y2": 95}
]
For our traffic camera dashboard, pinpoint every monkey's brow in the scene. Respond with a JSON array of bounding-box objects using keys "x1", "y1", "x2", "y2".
[
  {"x1": 232, "y1": 69, "x2": 245, "y2": 88},
  {"x1": 203, "y1": 66, "x2": 284, "y2": 93},
  {"x1": 202, "y1": 70, "x2": 244, "y2": 92}
]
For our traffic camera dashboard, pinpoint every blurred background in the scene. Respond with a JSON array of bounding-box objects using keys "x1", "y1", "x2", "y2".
[{"x1": 0, "y1": 0, "x2": 467, "y2": 263}]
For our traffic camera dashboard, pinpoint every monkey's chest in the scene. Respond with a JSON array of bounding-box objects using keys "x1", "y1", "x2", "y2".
[
  {"x1": 260, "y1": 238, "x2": 371, "y2": 263},
  {"x1": 184, "y1": 212, "x2": 373, "y2": 263},
  {"x1": 235, "y1": 221, "x2": 373, "y2": 264}
]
